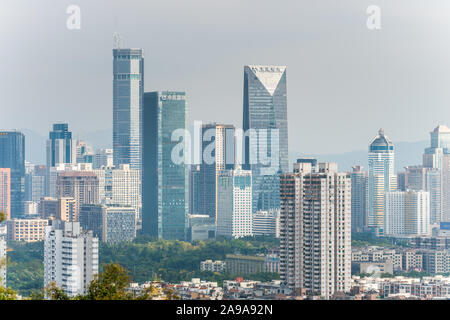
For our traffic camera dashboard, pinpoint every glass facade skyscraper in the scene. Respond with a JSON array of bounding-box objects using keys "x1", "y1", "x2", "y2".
[
  {"x1": 368, "y1": 129, "x2": 397, "y2": 235},
  {"x1": 46, "y1": 123, "x2": 74, "y2": 167},
  {"x1": 0, "y1": 131, "x2": 25, "y2": 218},
  {"x1": 242, "y1": 65, "x2": 288, "y2": 213},
  {"x1": 113, "y1": 48, "x2": 144, "y2": 170},
  {"x1": 142, "y1": 91, "x2": 188, "y2": 240}
]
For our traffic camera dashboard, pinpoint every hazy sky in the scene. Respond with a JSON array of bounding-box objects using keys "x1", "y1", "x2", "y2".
[{"x1": 2, "y1": 0, "x2": 450, "y2": 156}]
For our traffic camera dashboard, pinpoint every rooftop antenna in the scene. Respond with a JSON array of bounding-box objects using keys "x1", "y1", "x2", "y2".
[{"x1": 113, "y1": 32, "x2": 122, "y2": 49}]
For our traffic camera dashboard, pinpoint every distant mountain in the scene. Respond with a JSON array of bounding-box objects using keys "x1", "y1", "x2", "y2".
[
  {"x1": 290, "y1": 140, "x2": 429, "y2": 173},
  {"x1": 21, "y1": 128, "x2": 113, "y2": 165}
]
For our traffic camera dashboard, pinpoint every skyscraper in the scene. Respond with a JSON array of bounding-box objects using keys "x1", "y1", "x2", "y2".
[
  {"x1": 56, "y1": 172, "x2": 100, "y2": 222},
  {"x1": 142, "y1": 91, "x2": 188, "y2": 240},
  {"x1": 113, "y1": 48, "x2": 144, "y2": 170},
  {"x1": 368, "y1": 129, "x2": 396, "y2": 235},
  {"x1": 0, "y1": 131, "x2": 25, "y2": 218},
  {"x1": 216, "y1": 167, "x2": 252, "y2": 238},
  {"x1": 423, "y1": 125, "x2": 450, "y2": 222},
  {"x1": 279, "y1": 162, "x2": 351, "y2": 298},
  {"x1": 192, "y1": 123, "x2": 235, "y2": 219},
  {"x1": 351, "y1": 165, "x2": 368, "y2": 233},
  {"x1": 93, "y1": 164, "x2": 141, "y2": 228},
  {"x1": 243, "y1": 65, "x2": 288, "y2": 213},
  {"x1": 46, "y1": 123, "x2": 75, "y2": 167}
]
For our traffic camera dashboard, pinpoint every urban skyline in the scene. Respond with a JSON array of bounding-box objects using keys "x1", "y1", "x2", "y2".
[{"x1": 3, "y1": 1, "x2": 450, "y2": 304}]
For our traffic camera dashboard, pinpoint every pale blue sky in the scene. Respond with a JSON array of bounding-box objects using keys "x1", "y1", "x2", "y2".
[{"x1": 1, "y1": 0, "x2": 450, "y2": 157}]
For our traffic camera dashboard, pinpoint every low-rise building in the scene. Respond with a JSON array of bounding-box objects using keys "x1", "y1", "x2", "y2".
[
  {"x1": 225, "y1": 254, "x2": 265, "y2": 275},
  {"x1": 6, "y1": 218, "x2": 48, "y2": 242},
  {"x1": 200, "y1": 260, "x2": 226, "y2": 273}
]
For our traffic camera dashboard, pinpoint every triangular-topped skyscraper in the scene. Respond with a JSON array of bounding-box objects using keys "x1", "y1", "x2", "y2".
[{"x1": 242, "y1": 65, "x2": 288, "y2": 213}]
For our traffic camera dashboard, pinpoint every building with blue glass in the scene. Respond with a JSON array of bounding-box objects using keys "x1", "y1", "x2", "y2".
[
  {"x1": 142, "y1": 91, "x2": 188, "y2": 240},
  {"x1": 47, "y1": 123, "x2": 74, "y2": 167},
  {"x1": 242, "y1": 65, "x2": 288, "y2": 213},
  {"x1": 368, "y1": 129, "x2": 396, "y2": 235},
  {"x1": 113, "y1": 48, "x2": 144, "y2": 170},
  {"x1": 0, "y1": 131, "x2": 25, "y2": 218}
]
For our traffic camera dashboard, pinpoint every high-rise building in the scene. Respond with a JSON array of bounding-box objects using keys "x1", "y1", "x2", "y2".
[
  {"x1": 243, "y1": 65, "x2": 288, "y2": 213},
  {"x1": 279, "y1": 163, "x2": 351, "y2": 298},
  {"x1": 368, "y1": 129, "x2": 397, "y2": 235},
  {"x1": 79, "y1": 204, "x2": 136, "y2": 244},
  {"x1": 192, "y1": 123, "x2": 235, "y2": 219},
  {"x1": 384, "y1": 190, "x2": 431, "y2": 236},
  {"x1": 25, "y1": 165, "x2": 46, "y2": 203},
  {"x1": 94, "y1": 164, "x2": 141, "y2": 228},
  {"x1": 113, "y1": 48, "x2": 144, "y2": 170},
  {"x1": 294, "y1": 158, "x2": 317, "y2": 173},
  {"x1": 252, "y1": 210, "x2": 278, "y2": 237},
  {"x1": 0, "y1": 168, "x2": 11, "y2": 220},
  {"x1": 142, "y1": 91, "x2": 188, "y2": 240},
  {"x1": 423, "y1": 125, "x2": 450, "y2": 222},
  {"x1": 75, "y1": 140, "x2": 94, "y2": 164},
  {"x1": 40, "y1": 196, "x2": 75, "y2": 221},
  {"x1": 351, "y1": 166, "x2": 368, "y2": 233},
  {"x1": 44, "y1": 221, "x2": 98, "y2": 297},
  {"x1": 216, "y1": 167, "x2": 252, "y2": 238},
  {"x1": 94, "y1": 148, "x2": 113, "y2": 169},
  {"x1": 56, "y1": 172, "x2": 99, "y2": 222},
  {"x1": 46, "y1": 123, "x2": 75, "y2": 167},
  {"x1": 404, "y1": 166, "x2": 428, "y2": 191},
  {"x1": 0, "y1": 131, "x2": 25, "y2": 218}
]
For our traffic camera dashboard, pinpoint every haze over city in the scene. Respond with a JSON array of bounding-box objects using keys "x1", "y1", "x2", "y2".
[{"x1": 2, "y1": 0, "x2": 450, "y2": 159}]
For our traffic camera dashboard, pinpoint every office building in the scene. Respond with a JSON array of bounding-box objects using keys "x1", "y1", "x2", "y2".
[
  {"x1": 25, "y1": 165, "x2": 46, "y2": 203},
  {"x1": 56, "y1": 172, "x2": 99, "y2": 222},
  {"x1": 351, "y1": 166, "x2": 368, "y2": 232},
  {"x1": 423, "y1": 125, "x2": 450, "y2": 222},
  {"x1": 252, "y1": 210, "x2": 278, "y2": 237},
  {"x1": 0, "y1": 131, "x2": 25, "y2": 218},
  {"x1": 142, "y1": 91, "x2": 188, "y2": 240},
  {"x1": 44, "y1": 221, "x2": 98, "y2": 297},
  {"x1": 75, "y1": 141, "x2": 94, "y2": 164},
  {"x1": 216, "y1": 167, "x2": 252, "y2": 238},
  {"x1": 187, "y1": 214, "x2": 216, "y2": 242},
  {"x1": 113, "y1": 48, "x2": 144, "y2": 170},
  {"x1": 279, "y1": 162, "x2": 351, "y2": 298},
  {"x1": 79, "y1": 204, "x2": 136, "y2": 244},
  {"x1": 243, "y1": 65, "x2": 288, "y2": 213},
  {"x1": 94, "y1": 164, "x2": 141, "y2": 226},
  {"x1": 193, "y1": 123, "x2": 235, "y2": 219},
  {"x1": 368, "y1": 129, "x2": 397, "y2": 235},
  {"x1": 94, "y1": 148, "x2": 113, "y2": 169},
  {"x1": 40, "y1": 196, "x2": 75, "y2": 221},
  {"x1": 46, "y1": 123, "x2": 75, "y2": 167}
]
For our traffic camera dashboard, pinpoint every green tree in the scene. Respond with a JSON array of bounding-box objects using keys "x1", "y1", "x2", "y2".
[
  {"x1": 45, "y1": 282, "x2": 70, "y2": 300},
  {"x1": 0, "y1": 286, "x2": 18, "y2": 300},
  {"x1": 0, "y1": 211, "x2": 6, "y2": 223},
  {"x1": 83, "y1": 263, "x2": 132, "y2": 300}
]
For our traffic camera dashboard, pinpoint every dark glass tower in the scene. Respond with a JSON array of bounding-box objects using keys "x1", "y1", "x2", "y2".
[
  {"x1": 242, "y1": 65, "x2": 288, "y2": 212},
  {"x1": 47, "y1": 123, "x2": 73, "y2": 167},
  {"x1": 113, "y1": 48, "x2": 144, "y2": 170},
  {"x1": 142, "y1": 91, "x2": 188, "y2": 240},
  {"x1": 0, "y1": 131, "x2": 25, "y2": 218}
]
